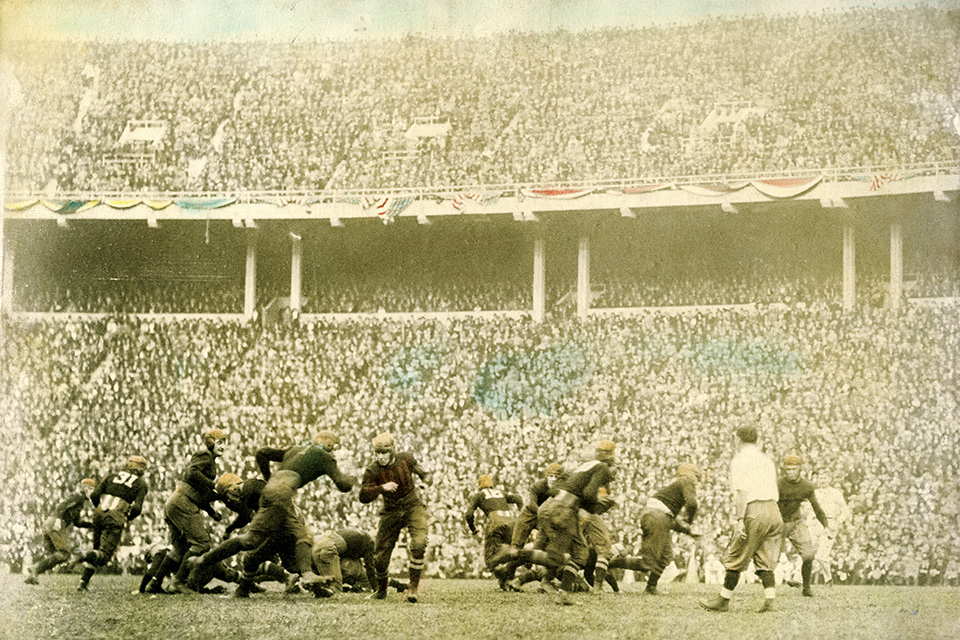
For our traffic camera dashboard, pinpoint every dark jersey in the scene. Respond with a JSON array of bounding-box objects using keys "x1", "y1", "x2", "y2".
[
  {"x1": 224, "y1": 478, "x2": 266, "y2": 536},
  {"x1": 359, "y1": 452, "x2": 427, "y2": 511},
  {"x1": 181, "y1": 448, "x2": 218, "y2": 508},
  {"x1": 653, "y1": 477, "x2": 698, "y2": 522},
  {"x1": 256, "y1": 444, "x2": 354, "y2": 492},
  {"x1": 558, "y1": 460, "x2": 614, "y2": 513},
  {"x1": 337, "y1": 528, "x2": 375, "y2": 559},
  {"x1": 778, "y1": 477, "x2": 828, "y2": 526},
  {"x1": 464, "y1": 487, "x2": 523, "y2": 533},
  {"x1": 53, "y1": 492, "x2": 92, "y2": 529},
  {"x1": 522, "y1": 478, "x2": 555, "y2": 514},
  {"x1": 92, "y1": 470, "x2": 148, "y2": 520}
]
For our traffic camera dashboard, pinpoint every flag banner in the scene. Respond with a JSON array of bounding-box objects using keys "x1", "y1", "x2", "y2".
[
  {"x1": 607, "y1": 183, "x2": 673, "y2": 195},
  {"x1": 520, "y1": 187, "x2": 595, "y2": 199},
  {"x1": 5, "y1": 199, "x2": 39, "y2": 211},
  {"x1": 143, "y1": 200, "x2": 174, "y2": 210},
  {"x1": 341, "y1": 195, "x2": 381, "y2": 210},
  {"x1": 371, "y1": 195, "x2": 415, "y2": 220},
  {"x1": 258, "y1": 196, "x2": 291, "y2": 207},
  {"x1": 104, "y1": 199, "x2": 143, "y2": 209},
  {"x1": 41, "y1": 199, "x2": 100, "y2": 214},
  {"x1": 864, "y1": 173, "x2": 901, "y2": 191},
  {"x1": 451, "y1": 191, "x2": 502, "y2": 211},
  {"x1": 173, "y1": 197, "x2": 237, "y2": 210},
  {"x1": 679, "y1": 182, "x2": 749, "y2": 197},
  {"x1": 750, "y1": 176, "x2": 822, "y2": 198}
]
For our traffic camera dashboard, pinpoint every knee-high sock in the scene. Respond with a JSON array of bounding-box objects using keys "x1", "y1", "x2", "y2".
[
  {"x1": 409, "y1": 551, "x2": 425, "y2": 589},
  {"x1": 722, "y1": 569, "x2": 740, "y2": 594},
  {"x1": 79, "y1": 565, "x2": 95, "y2": 587},
  {"x1": 295, "y1": 541, "x2": 313, "y2": 576},
  {"x1": 199, "y1": 537, "x2": 249, "y2": 568},
  {"x1": 608, "y1": 555, "x2": 645, "y2": 572},
  {"x1": 801, "y1": 559, "x2": 813, "y2": 589}
]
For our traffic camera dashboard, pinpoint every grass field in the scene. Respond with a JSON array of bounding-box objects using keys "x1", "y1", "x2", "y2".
[{"x1": 2, "y1": 575, "x2": 959, "y2": 640}]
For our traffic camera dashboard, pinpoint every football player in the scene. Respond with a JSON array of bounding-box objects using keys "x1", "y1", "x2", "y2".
[
  {"x1": 24, "y1": 478, "x2": 96, "y2": 585},
  {"x1": 492, "y1": 440, "x2": 616, "y2": 605},
  {"x1": 77, "y1": 456, "x2": 149, "y2": 592},
  {"x1": 511, "y1": 463, "x2": 565, "y2": 549},
  {"x1": 777, "y1": 454, "x2": 829, "y2": 597},
  {"x1": 463, "y1": 475, "x2": 523, "y2": 589},
  {"x1": 311, "y1": 528, "x2": 379, "y2": 597},
  {"x1": 186, "y1": 430, "x2": 355, "y2": 597},
  {"x1": 616, "y1": 463, "x2": 702, "y2": 595},
  {"x1": 152, "y1": 428, "x2": 235, "y2": 593},
  {"x1": 359, "y1": 432, "x2": 433, "y2": 603}
]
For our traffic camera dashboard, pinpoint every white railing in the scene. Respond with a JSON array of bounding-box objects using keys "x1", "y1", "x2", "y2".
[{"x1": 5, "y1": 160, "x2": 957, "y2": 204}]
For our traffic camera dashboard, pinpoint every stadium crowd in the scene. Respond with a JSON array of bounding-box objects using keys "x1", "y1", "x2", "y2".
[
  {"x1": 4, "y1": 6, "x2": 959, "y2": 194},
  {"x1": 2, "y1": 299, "x2": 958, "y2": 585}
]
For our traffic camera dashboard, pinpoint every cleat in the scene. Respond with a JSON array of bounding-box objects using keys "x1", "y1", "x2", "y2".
[
  {"x1": 758, "y1": 599, "x2": 778, "y2": 613},
  {"x1": 77, "y1": 583, "x2": 89, "y2": 593},
  {"x1": 233, "y1": 583, "x2": 251, "y2": 598},
  {"x1": 802, "y1": 587, "x2": 813, "y2": 597},
  {"x1": 644, "y1": 585, "x2": 659, "y2": 596},
  {"x1": 370, "y1": 589, "x2": 388, "y2": 600},
  {"x1": 785, "y1": 580, "x2": 801, "y2": 588},
  {"x1": 505, "y1": 579, "x2": 523, "y2": 592},
  {"x1": 700, "y1": 596, "x2": 729, "y2": 612},
  {"x1": 247, "y1": 583, "x2": 266, "y2": 594},
  {"x1": 144, "y1": 580, "x2": 169, "y2": 595},
  {"x1": 24, "y1": 575, "x2": 39, "y2": 586},
  {"x1": 557, "y1": 590, "x2": 573, "y2": 606},
  {"x1": 405, "y1": 586, "x2": 418, "y2": 603},
  {"x1": 168, "y1": 578, "x2": 194, "y2": 594},
  {"x1": 313, "y1": 586, "x2": 334, "y2": 599},
  {"x1": 200, "y1": 585, "x2": 227, "y2": 595}
]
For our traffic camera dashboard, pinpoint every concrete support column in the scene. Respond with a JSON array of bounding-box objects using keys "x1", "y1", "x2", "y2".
[
  {"x1": 244, "y1": 231, "x2": 258, "y2": 320},
  {"x1": 1, "y1": 231, "x2": 12, "y2": 315},
  {"x1": 290, "y1": 234, "x2": 302, "y2": 315},
  {"x1": 889, "y1": 223, "x2": 903, "y2": 310},
  {"x1": 843, "y1": 222, "x2": 856, "y2": 311},
  {"x1": 577, "y1": 235, "x2": 590, "y2": 320},
  {"x1": 532, "y1": 233, "x2": 545, "y2": 323}
]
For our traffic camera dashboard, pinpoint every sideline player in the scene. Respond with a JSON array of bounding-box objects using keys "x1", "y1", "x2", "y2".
[
  {"x1": 186, "y1": 430, "x2": 355, "y2": 596},
  {"x1": 24, "y1": 478, "x2": 96, "y2": 584},
  {"x1": 359, "y1": 432, "x2": 433, "y2": 603},
  {"x1": 78, "y1": 456, "x2": 149, "y2": 592},
  {"x1": 700, "y1": 426, "x2": 782, "y2": 613},
  {"x1": 464, "y1": 475, "x2": 523, "y2": 589},
  {"x1": 809, "y1": 482, "x2": 850, "y2": 586},
  {"x1": 778, "y1": 454, "x2": 829, "y2": 597}
]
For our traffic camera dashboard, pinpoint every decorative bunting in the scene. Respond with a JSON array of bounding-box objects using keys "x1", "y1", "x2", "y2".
[
  {"x1": 750, "y1": 176, "x2": 822, "y2": 198},
  {"x1": 41, "y1": 199, "x2": 100, "y2": 214},
  {"x1": 5, "y1": 199, "x2": 39, "y2": 211}
]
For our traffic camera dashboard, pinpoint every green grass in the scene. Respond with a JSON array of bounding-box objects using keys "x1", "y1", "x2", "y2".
[{"x1": 1, "y1": 576, "x2": 958, "y2": 640}]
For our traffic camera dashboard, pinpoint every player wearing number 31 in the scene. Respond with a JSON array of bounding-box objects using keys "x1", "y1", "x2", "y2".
[{"x1": 77, "y1": 456, "x2": 150, "y2": 592}]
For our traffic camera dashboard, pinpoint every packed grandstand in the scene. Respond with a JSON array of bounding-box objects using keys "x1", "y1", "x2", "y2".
[{"x1": 1, "y1": 5, "x2": 959, "y2": 587}]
